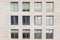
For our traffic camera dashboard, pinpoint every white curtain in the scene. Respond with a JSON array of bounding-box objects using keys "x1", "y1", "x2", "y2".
[
  {"x1": 46, "y1": 2, "x2": 54, "y2": 12},
  {"x1": 35, "y1": 16, "x2": 42, "y2": 25},
  {"x1": 34, "y1": 29, "x2": 42, "y2": 33},
  {"x1": 23, "y1": 29, "x2": 30, "y2": 33},
  {"x1": 34, "y1": 2, "x2": 42, "y2": 12},
  {"x1": 11, "y1": 29, "x2": 18, "y2": 33},
  {"x1": 50, "y1": 16, "x2": 54, "y2": 25},
  {"x1": 46, "y1": 16, "x2": 49, "y2": 25},
  {"x1": 46, "y1": 16, "x2": 54, "y2": 25},
  {"x1": 46, "y1": 29, "x2": 53, "y2": 33}
]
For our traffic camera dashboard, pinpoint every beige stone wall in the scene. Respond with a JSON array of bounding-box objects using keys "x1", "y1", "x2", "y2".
[{"x1": 0, "y1": 0, "x2": 60, "y2": 40}]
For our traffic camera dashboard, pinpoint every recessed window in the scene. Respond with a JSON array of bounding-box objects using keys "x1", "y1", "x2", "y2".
[
  {"x1": 34, "y1": 29, "x2": 42, "y2": 39},
  {"x1": 46, "y1": 15, "x2": 54, "y2": 26},
  {"x1": 23, "y1": 29, "x2": 30, "y2": 39},
  {"x1": 46, "y1": 2, "x2": 54, "y2": 12},
  {"x1": 11, "y1": 16, "x2": 18, "y2": 25},
  {"x1": 34, "y1": 16, "x2": 42, "y2": 25},
  {"x1": 46, "y1": 29, "x2": 54, "y2": 39},
  {"x1": 22, "y1": 2, "x2": 30, "y2": 11},
  {"x1": 34, "y1": 2, "x2": 42, "y2": 12},
  {"x1": 10, "y1": 2, "x2": 18, "y2": 12},
  {"x1": 11, "y1": 29, "x2": 18, "y2": 39},
  {"x1": 22, "y1": 16, "x2": 30, "y2": 25}
]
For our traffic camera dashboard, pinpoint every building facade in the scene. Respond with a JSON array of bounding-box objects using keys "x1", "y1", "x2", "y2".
[{"x1": 0, "y1": 0, "x2": 60, "y2": 40}]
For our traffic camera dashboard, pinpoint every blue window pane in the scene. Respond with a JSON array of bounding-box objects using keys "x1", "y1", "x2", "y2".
[
  {"x1": 11, "y1": 16, "x2": 18, "y2": 25},
  {"x1": 15, "y1": 16, "x2": 18, "y2": 25},
  {"x1": 11, "y1": 16, "x2": 14, "y2": 25},
  {"x1": 23, "y1": 16, "x2": 30, "y2": 25}
]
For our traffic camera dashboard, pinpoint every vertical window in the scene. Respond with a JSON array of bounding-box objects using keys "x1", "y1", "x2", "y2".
[
  {"x1": 46, "y1": 16, "x2": 54, "y2": 26},
  {"x1": 46, "y1": 29, "x2": 54, "y2": 39},
  {"x1": 46, "y1": 2, "x2": 54, "y2": 12},
  {"x1": 23, "y1": 29, "x2": 30, "y2": 39},
  {"x1": 34, "y1": 29, "x2": 42, "y2": 39},
  {"x1": 10, "y1": 2, "x2": 18, "y2": 12},
  {"x1": 34, "y1": 16, "x2": 42, "y2": 25},
  {"x1": 11, "y1": 16, "x2": 18, "y2": 25},
  {"x1": 34, "y1": 2, "x2": 42, "y2": 12},
  {"x1": 22, "y1": 2, "x2": 30, "y2": 11},
  {"x1": 11, "y1": 29, "x2": 18, "y2": 39},
  {"x1": 23, "y1": 16, "x2": 30, "y2": 25}
]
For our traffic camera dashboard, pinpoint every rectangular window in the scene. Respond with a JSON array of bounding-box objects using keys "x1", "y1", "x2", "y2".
[
  {"x1": 23, "y1": 16, "x2": 30, "y2": 25},
  {"x1": 46, "y1": 16, "x2": 54, "y2": 26},
  {"x1": 34, "y1": 2, "x2": 42, "y2": 12},
  {"x1": 23, "y1": 29, "x2": 30, "y2": 39},
  {"x1": 46, "y1": 2, "x2": 54, "y2": 12},
  {"x1": 10, "y1": 2, "x2": 18, "y2": 12},
  {"x1": 34, "y1": 16, "x2": 42, "y2": 25},
  {"x1": 11, "y1": 16, "x2": 18, "y2": 25},
  {"x1": 11, "y1": 29, "x2": 18, "y2": 39},
  {"x1": 22, "y1": 2, "x2": 30, "y2": 11},
  {"x1": 34, "y1": 29, "x2": 42, "y2": 39},
  {"x1": 46, "y1": 29, "x2": 54, "y2": 39}
]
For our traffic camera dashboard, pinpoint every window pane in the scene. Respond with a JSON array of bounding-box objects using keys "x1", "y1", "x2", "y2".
[
  {"x1": 11, "y1": 29, "x2": 18, "y2": 38},
  {"x1": 46, "y1": 16, "x2": 49, "y2": 25},
  {"x1": 23, "y1": 16, "x2": 30, "y2": 25},
  {"x1": 34, "y1": 29, "x2": 42, "y2": 39},
  {"x1": 50, "y1": 16, "x2": 54, "y2": 25},
  {"x1": 11, "y1": 33, "x2": 14, "y2": 38},
  {"x1": 46, "y1": 29, "x2": 54, "y2": 39},
  {"x1": 34, "y1": 2, "x2": 42, "y2": 12},
  {"x1": 23, "y1": 29, "x2": 30, "y2": 39},
  {"x1": 34, "y1": 16, "x2": 42, "y2": 25},
  {"x1": 11, "y1": 16, "x2": 18, "y2": 25},
  {"x1": 15, "y1": 33, "x2": 18, "y2": 38},
  {"x1": 10, "y1": 2, "x2": 18, "y2": 12},
  {"x1": 46, "y1": 16, "x2": 54, "y2": 26},
  {"x1": 46, "y1": 2, "x2": 54, "y2": 12},
  {"x1": 22, "y1": 2, "x2": 30, "y2": 11}
]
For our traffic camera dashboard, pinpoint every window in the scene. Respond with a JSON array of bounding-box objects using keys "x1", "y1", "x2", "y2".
[
  {"x1": 22, "y1": 16, "x2": 30, "y2": 25},
  {"x1": 46, "y1": 29, "x2": 54, "y2": 39},
  {"x1": 34, "y1": 29, "x2": 42, "y2": 39},
  {"x1": 46, "y1": 2, "x2": 54, "y2": 12},
  {"x1": 34, "y1": 16, "x2": 42, "y2": 25},
  {"x1": 11, "y1": 29, "x2": 18, "y2": 39},
  {"x1": 10, "y1": 2, "x2": 18, "y2": 12},
  {"x1": 34, "y1": 2, "x2": 42, "y2": 12},
  {"x1": 46, "y1": 16, "x2": 54, "y2": 26},
  {"x1": 23, "y1": 29, "x2": 30, "y2": 39},
  {"x1": 11, "y1": 16, "x2": 18, "y2": 25},
  {"x1": 22, "y1": 2, "x2": 30, "y2": 11}
]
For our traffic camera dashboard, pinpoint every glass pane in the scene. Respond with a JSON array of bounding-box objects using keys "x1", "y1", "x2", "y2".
[
  {"x1": 11, "y1": 29, "x2": 18, "y2": 33},
  {"x1": 14, "y1": 2, "x2": 18, "y2": 12},
  {"x1": 34, "y1": 2, "x2": 42, "y2": 12},
  {"x1": 46, "y1": 2, "x2": 54, "y2": 12},
  {"x1": 34, "y1": 16, "x2": 42, "y2": 25},
  {"x1": 23, "y1": 16, "x2": 30, "y2": 25},
  {"x1": 34, "y1": 29, "x2": 42, "y2": 33},
  {"x1": 15, "y1": 33, "x2": 18, "y2": 38},
  {"x1": 34, "y1": 33, "x2": 42, "y2": 39},
  {"x1": 11, "y1": 16, "x2": 14, "y2": 25},
  {"x1": 50, "y1": 16, "x2": 54, "y2": 25},
  {"x1": 22, "y1": 2, "x2": 30, "y2": 11},
  {"x1": 23, "y1": 29, "x2": 30, "y2": 33},
  {"x1": 15, "y1": 16, "x2": 18, "y2": 25},
  {"x1": 46, "y1": 29, "x2": 54, "y2": 39},
  {"x1": 46, "y1": 16, "x2": 49, "y2": 25},
  {"x1": 11, "y1": 2, "x2": 18, "y2": 12}
]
